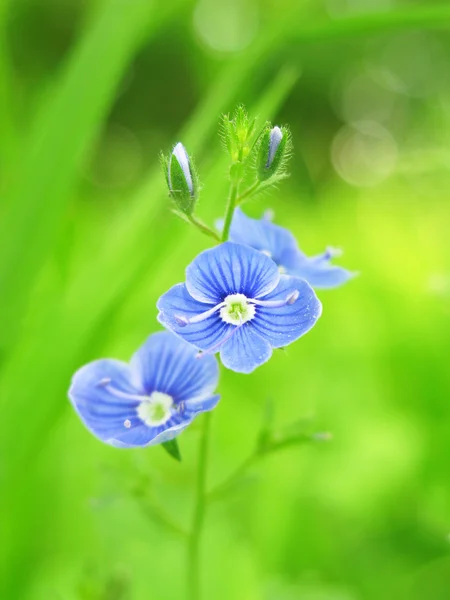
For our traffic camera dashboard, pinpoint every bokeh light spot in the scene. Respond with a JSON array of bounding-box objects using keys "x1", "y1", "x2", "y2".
[
  {"x1": 193, "y1": 0, "x2": 259, "y2": 53},
  {"x1": 331, "y1": 121, "x2": 398, "y2": 187}
]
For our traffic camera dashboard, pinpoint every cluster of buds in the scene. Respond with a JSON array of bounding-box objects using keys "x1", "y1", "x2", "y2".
[
  {"x1": 220, "y1": 105, "x2": 256, "y2": 164},
  {"x1": 161, "y1": 106, "x2": 292, "y2": 218}
]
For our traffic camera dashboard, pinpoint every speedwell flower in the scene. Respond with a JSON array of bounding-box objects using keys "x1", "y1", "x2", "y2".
[
  {"x1": 157, "y1": 242, "x2": 321, "y2": 374},
  {"x1": 69, "y1": 331, "x2": 219, "y2": 448},
  {"x1": 226, "y1": 208, "x2": 355, "y2": 289}
]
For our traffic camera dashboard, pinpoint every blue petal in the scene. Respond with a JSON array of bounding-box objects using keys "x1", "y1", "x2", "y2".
[
  {"x1": 228, "y1": 209, "x2": 354, "y2": 289},
  {"x1": 185, "y1": 241, "x2": 280, "y2": 303},
  {"x1": 107, "y1": 421, "x2": 191, "y2": 448},
  {"x1": 277, "y1": 246, "x2": 306, "y2": 273},
  {"x1": 251, "y1": 275, "x2": 322, "y2": 348},
  {"x1": 293, "y1": 257, "x2": 355, "y2": 289},
  {"x1": 113, "y1": 419, "x2": 192, "y2": 448},
  {"x1": 220, "y1": 325, "x2": 272, "y2": 374},
  {"x1": 68, "y1": 358, "x2": 177, "y2": 448},
  {"x1": 184, "y1": 394, "x2": 220, "y2": 418},
  {"x1": 157, "y1": 283, "x2": 232, "y2": 350},
  {"x1": 130, "y1": 330, "x2": 219, "y2": 403},
  {"x1": 229, "y1": 208, "x2": 302, "y2": 266}
]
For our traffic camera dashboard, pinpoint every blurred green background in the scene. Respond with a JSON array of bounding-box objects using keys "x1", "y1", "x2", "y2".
[{"x1": 1, "y1": 0, "x2": 450, "y2": 598}]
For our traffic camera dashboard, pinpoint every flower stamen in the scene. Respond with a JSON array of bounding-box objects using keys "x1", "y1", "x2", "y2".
[
  {"x1": 175, "y1": 302, "x2": 225, "y2": 327},
  {"x1": 251, "y1": 290, "x2": 299, "y2": 308},
  {"x1": 220, "y1": 293, "x2": 255, "y2": 326},
  {"x1": 176, "y1": 289, "x2": 300, "y2": 339},
  {"x1": 137, "y1": 391, "x2": 174, "y2": 426}
]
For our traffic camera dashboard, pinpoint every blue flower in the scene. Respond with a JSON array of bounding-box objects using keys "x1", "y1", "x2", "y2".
[
  {"x1": 157, "y1": 242, "x2": 321, "y2": 374},
  {"x1": 225, "y1": 208, "x2": 355, "y2": 289},
  {"x1": 68, "y1": 331, "x2": 219, "y2": 448}
]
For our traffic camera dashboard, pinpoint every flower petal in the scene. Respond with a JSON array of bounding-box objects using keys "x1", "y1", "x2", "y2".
[
  {"x1": 184, "y1": 394, "x2": 220, "y2": 417},
  {"x1": 68, "y1": 358, "x2": 172, "y2": 448},
  {"x1": 130, "y1": 330, "x2": 219, "y2": 402},
  {"x1": 251, "y1": 275, "x2": 322, "y2": 348},
  {"x1": 227, "y1": 210, "x2": 354, "y2": 289},
  {"x1": 293, "y1": 259, "x2": 356, "y2": 289},
  {"x1": 229, "y1": 208, "x2": 302, "y2": 265},
  {"x1": 220, "y1": 325, "x2": 272, "y2": 374},
  {"x1": 157, "y1": 283, "x2": 232, "y2": 350},
  {"x1": 185, "y1": 241, "x2": 280, "y2": 303}
]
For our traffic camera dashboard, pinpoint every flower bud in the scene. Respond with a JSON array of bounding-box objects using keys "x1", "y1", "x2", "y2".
[
  {"x1": 256, "y1": 125, "x2": 289, "y2": 182},
  {"x1": 220, "y1": 106, "x2": 256, "y2": 164},
  {"x1": 162, "y1": 142, "x2": 198, "y2": 215}
]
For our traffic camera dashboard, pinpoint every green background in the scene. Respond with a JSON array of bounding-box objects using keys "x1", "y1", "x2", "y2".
[{"x1": 1, "y1": 1, "x2": 450, "y2": 598}]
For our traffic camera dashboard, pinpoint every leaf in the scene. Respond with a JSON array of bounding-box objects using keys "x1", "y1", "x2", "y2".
[
  {"x1": 162, "y1": 439, "x2": 182, "y2": 462},
  {"x1": 0, "y1": 0, "x2": 160, "y2": 355}
]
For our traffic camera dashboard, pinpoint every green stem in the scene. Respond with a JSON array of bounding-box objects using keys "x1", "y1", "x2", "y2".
[
  {"x1": 188, "y1": 411, "x2": 212, "y2": 600},
  {"x1": 186, "y1": 176, "x2": 240, "y2": 598},
  {"x1": 221, "y1": 182, "x2": 239, "y2": 242},
  {"x1": 207, "y1": 432, "x2": 324, "y2": 502},
  {"x1": 188, "y1": 214, "x2": 221, "y2": 242},
  {"x1": 140, "y1": 498, "x2": 188, "y2": 538},
  {"x1": 235, "y1": 181, "x2": 260, "y2": 204},
  {"x1": 207, "y1": 452, "x2": 258, "y2": 502}
]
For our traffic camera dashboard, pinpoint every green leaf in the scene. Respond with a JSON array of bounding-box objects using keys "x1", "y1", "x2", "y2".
[
  {"x1": 0, "y1": 0, "x2": 159, "y2": 355},
  {"x1": 162, "y1": 439, "x2": 182, "y2": 462}
]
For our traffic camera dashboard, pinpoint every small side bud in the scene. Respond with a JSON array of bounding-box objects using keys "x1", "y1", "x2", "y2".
[
  {"x1": 266, "y1": 126, "x2": 283, "y2": 168},
  {"x1": 256, "y1": 125, "x2": 291, "y2": 182},
  {"x1": 161, "y1": 142, "x2": 198, "y2": 215}
]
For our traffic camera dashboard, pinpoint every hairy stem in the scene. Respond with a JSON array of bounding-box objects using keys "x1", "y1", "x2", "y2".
[{"x1": 187, "y1": 411, "x2": 212, "y2": 600}]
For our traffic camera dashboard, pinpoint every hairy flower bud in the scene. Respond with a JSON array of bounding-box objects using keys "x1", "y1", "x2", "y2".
[
  {"x1": 170, "y1": 143, "x2": 193, "y2": 195},
  {"x1": 266, "y1": 126, "x2": 283, "y2": 168},
  {"x1": 220, "y1": 106, "x2": 256, "y2": 164},
  {"x1": 161, "y1": 142, "x2": 198, "y2": 215},
  {"x1": 257, "y1": 125, "x2": 290, "y2": 182}
]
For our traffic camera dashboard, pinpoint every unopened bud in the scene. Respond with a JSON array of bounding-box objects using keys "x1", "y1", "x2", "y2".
[
  {"x1": 161, "y1": 142, "x2": 198, "y2": 215},
  {"x1": 169, "y1": 143, "x2": 193, "y2": 194},
  {"x1": 266, "y1": 126, "x2": 283, "y2": 168},
  {"x1": 257, "y1": 125, "x2": 289, "y2": 182},
  {"x1": 220, "y1": 106, "x2": 256, "y2": 164}
]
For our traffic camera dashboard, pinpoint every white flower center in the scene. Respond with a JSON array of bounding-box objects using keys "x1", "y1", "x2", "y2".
[
  {"x1": 137, "y1": 391, "x2": 173, "y2": 426},
  {"x1": 220, "y1": 293, "x2": 256, "y2": 326},
  {"x1": 278, "y1": 265, "x2": 287, "y2": 274}
]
